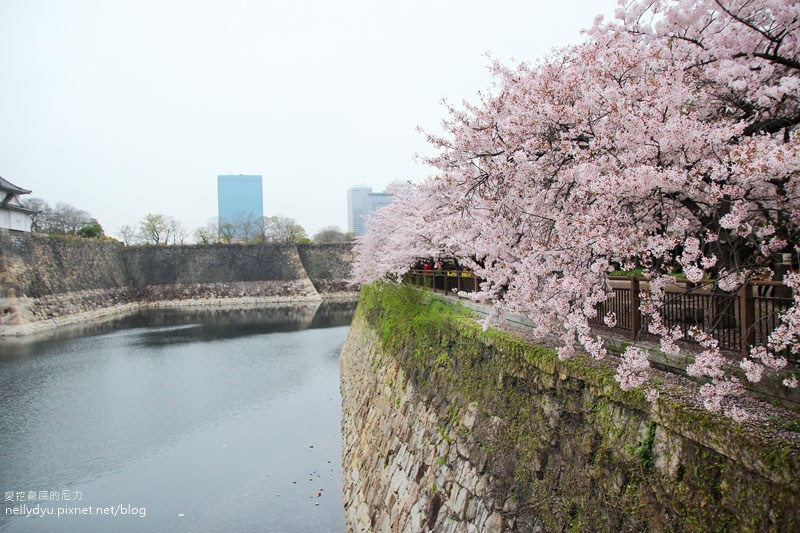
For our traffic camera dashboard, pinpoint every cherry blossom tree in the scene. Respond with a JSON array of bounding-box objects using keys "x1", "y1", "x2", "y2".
[
  {"x1": 354, "y1": 0, "x2": 800, "y2": 419},
  {"x1": 351, "y1": 183, "x2": 450, "y2": 283}
]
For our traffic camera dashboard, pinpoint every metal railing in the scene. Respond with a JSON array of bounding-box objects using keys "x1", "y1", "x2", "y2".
[
  {"x1": 405, "y1": 270, "x2": 796, "y2": 361},
  {"x1": 591, "y1": 278, "x2": 794, "y2": 359},
  {"x1": 404, "y1": 269, "x2": 481, "y2": 295}
]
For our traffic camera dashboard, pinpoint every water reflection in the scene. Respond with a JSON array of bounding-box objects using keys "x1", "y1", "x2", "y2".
[
  {"x1": 0, "y1": 301, "x2": 356, "y2": 533},
  {"x1": 0, "y1": 300, "x2": 358, "y2": 355}
]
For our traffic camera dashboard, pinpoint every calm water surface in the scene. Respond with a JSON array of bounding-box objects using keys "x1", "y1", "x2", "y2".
[{"x1": 0, "y1": 301, "x2": 356, "y2": 532}]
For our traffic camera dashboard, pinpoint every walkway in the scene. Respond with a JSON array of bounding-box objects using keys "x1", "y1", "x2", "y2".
[{"x1": 425, "y1": 288, "x2": 800, "y2": 413}]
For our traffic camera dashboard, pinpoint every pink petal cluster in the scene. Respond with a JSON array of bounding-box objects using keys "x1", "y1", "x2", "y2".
[
  {"x1": 353, "y1": 0, "x2": 800, "y2": 419},
  {"x1": 767, "y1": 272, "x2": 800, "y2": 355},
  {"x1": 699, "y1": 379, "x2": 748, "y2": 421},
  {"x1": 687, "y1": 329, "x2": 726, "y2": 381},
  {"x1": 616, "y1": 347, "x2": 651, "y2": 391}
]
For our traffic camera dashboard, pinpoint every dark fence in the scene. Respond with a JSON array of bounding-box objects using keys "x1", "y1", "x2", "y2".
[
  {"x1": 405, "y1": 270, "x2": 796, "y2": 361},
  {"x1": 404, "y1": 269, "x2": 481, "y2": 295},
  {"x1": 591, "y1": 278, "x2": 794, "y2": 360}
]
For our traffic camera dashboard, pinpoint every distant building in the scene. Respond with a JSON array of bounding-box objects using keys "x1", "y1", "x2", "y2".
[
  {"x1": 347, "y1": 186, "x2": 371, "y2": 236},
  {"x1": 364, "y1": 191, "x2": 393, "y2": 221},
  {"x1": 217, "y1": 175, "x2": 264, "y2": 240},
  {"x1": 347, "y1": 185, "x2": 394, "y2": 236},
  {"x1": 0, "y1": 177, "x2": 35, "y2": 232}
]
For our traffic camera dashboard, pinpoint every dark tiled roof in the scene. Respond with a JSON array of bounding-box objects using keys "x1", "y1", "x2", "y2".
[{"x1": 0, "y1": 176, "x2": 32, "y2": 194}]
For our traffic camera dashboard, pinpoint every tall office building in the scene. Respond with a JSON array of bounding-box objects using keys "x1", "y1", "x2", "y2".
[
  {"x1": 218, "y1": 175, "x2": 264, "y2": 240},
  {"x1": 347, "y1": 185, "x2": 394, "y2": 236},
  {"x1": 347, "y1": 186, "x2": 372, "y2": 236}
]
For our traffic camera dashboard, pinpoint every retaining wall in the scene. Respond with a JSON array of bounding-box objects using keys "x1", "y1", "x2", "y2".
[
  {"x1": 340, "y1": 284, "x2": 800, "y2": 532},
  {"x1": 123, "y1": 243, "x2": 318, "y2": 302},
  {"x1": 297, "y1": 243, "x2": 357, "y2": 296},
  {"x1": 0, "y1": 232, "x2": 356, "y2": 334}
]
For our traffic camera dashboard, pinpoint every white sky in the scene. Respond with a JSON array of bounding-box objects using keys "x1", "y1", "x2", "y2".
[{"x1": 1, "y1": 0, "x2": 619, "y2": 239}]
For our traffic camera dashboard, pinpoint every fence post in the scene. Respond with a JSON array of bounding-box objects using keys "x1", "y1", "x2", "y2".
[
  {"x1": 630, "y1": 277, "x2": 641, "y2": 340},
  {"x1": 739, "y1": 282, "x2": 755, "y2": 355}
]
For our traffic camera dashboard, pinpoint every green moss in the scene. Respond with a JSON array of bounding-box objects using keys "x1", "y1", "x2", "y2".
[
  {"x1": 354, "y1": 282, "x2": 800, "y2": 531},
  {"x1": 769, "y1": 416, "x2": 800, "y2": 433},
  {"x1": 438, "y1": 426, "x2": 454, "y2": 445},
  {"x1": 446, "y1": 405, "x2": 459, "y2": 427},
  {"x1": 633, "y1": 422, "x2": 657, "y2": 469}
]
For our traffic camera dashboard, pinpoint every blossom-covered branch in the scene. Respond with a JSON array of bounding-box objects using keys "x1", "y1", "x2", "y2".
[{"x1": 353, "y1": 0, "x2": 800, "y2": 418}]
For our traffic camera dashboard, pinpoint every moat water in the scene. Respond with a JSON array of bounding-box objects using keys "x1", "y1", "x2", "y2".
[{"x1": 0, "y1": 301, "x2": 356, "y2": 533}]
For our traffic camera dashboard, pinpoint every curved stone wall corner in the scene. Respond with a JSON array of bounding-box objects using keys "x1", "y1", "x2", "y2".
[
  {"x1": 0, "y1": 238, "x2": 360, "y2": 334},
  {"x1": 297, "y1": 243, "x2": 359, "y2": 296}
]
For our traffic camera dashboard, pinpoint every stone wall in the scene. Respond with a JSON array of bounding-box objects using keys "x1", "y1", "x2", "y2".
[
  {"x1": 0, "y1": 232, "x2": 129, "y2": 297},
  {"x1": 341, "y1": 318, "x2": 504, "y2": 532},
  {"x1": 123, "y1": 243, "x2": 319, "y2": 302},
  {"x1": 0, "y1": 232, "x2": 133, "y2": 327},
  {"x1": 0, "y1": 232, "x2": 356, "y2": 334},
  {"x1": 123, "y1": 243, "x2": 307, "y2": 285},
  {"x1": 340, "y1": 285, "x2": 800, "y2": 532},
  {"x1": 297, "y1": 243, "x2": 356, "y2": 296}
]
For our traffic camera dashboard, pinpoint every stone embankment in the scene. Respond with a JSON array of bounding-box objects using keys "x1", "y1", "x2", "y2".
[
  {"x1": 298, "y1": 243, "x2": 358, "y2": 299},
  {"x1": 340, "y1": 284, "x2": 800, "y2": 532},
  {"x1": 0, "y1": 231, "x2": 357, "y2": 335}
]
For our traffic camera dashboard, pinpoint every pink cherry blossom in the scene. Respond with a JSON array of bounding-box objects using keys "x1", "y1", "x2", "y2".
[
  {"x1": 353, "y1": 0, "x2": 800, "y2": 419},
  {"x1": 615, "y1": 347, "x2": 651, "y2": 391}
]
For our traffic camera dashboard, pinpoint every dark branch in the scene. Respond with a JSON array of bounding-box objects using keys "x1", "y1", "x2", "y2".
[{"x1": 743, "y1": 113, "x2": 800, "y2": 137}]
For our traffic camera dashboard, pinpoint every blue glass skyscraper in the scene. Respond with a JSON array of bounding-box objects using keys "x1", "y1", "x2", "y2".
[{"x1": 217, "y1": 175, "x2": 264, "y2": 240}]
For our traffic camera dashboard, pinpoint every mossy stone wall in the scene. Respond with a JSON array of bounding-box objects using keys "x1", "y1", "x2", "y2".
[
  {"x1": 0, "y1": 232, "x2": 356, "y2": 332},
  {"x1": 340, "y1": 284, "x2": 800, "y2": 532}
]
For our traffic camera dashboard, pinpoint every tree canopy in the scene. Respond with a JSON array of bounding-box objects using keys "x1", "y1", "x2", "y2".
[
  {"x1": 264, "y1": 215, "x2": 309, "y2": 244},
  {"x1": 23, "y1": 198, "x2": 94, "y2": 235},
  {"x1": 353, "y1": 0, "x2": 800, "y2": 419},
  {"x1": 76, "y1": 221, "x2": 104, "y2": 239},
  {"x1": 136, "y1": 213, "x2": 186, "y2": 245},
  {"x1": 313, "y1": 226, "x2": 352, "y2": 243}
]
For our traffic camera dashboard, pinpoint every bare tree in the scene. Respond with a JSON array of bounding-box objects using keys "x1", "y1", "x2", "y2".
[
  {"x1": 232, "y1": 211, "x2": 263, "y2": 242},
  {"x1": 118, "y1": 225, "x2": 137, "y2": 245},
  {"x1": 313, "y1": 226, "x2": 348, "y2": 243},
  {"x1": 22, "y1": 197, "x2": 50, "y2": 232},
  {"x1": 167, "y1": 217, "x2": 187, "y2": 245},
  {"x1": 194, "y1": 218, "x2": 220, "y2": 245},
  {"x1": 23, "y1": 198, "x2": 93, "y2": 235},
  {"x1": 51, "y1": 202, "x2": 91, "y2": 234},
  {"x1": 263, "y1": 215, "x2": 308, "y2": 243}
]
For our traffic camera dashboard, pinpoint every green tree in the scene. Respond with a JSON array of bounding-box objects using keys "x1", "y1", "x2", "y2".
[
  {"x1": 138, "y1": 213, "x2": 169, "y2": 245},
  {"x1": 77, "y1": 221, "x2": 104, "y2": 239}
]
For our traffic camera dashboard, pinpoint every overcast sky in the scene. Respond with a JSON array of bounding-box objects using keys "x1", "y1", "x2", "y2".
[{"x1": 1, "y1": 0, "x2": 619, "y2": 240}]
